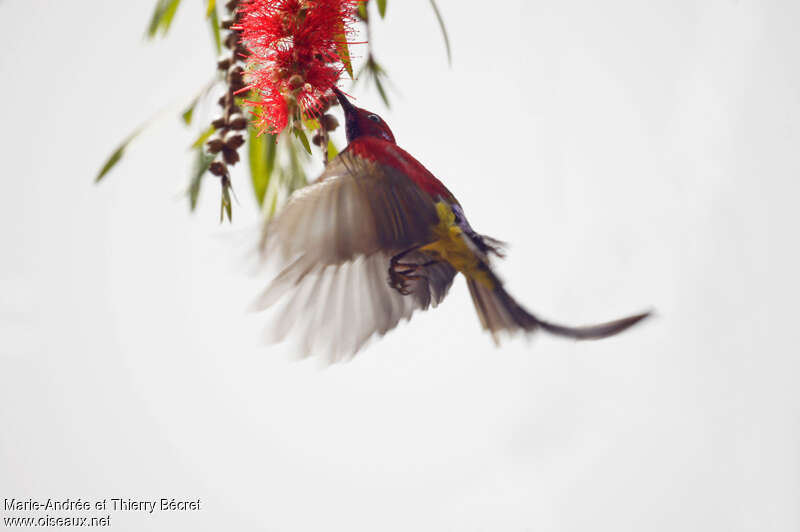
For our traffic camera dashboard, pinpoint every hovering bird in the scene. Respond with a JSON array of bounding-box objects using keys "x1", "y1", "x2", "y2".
[{"x1": 254, "y1": 88, "x2": 649, "y2": 360}]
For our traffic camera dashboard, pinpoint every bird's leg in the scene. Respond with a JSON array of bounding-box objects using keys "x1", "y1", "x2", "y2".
[{"x1": 389, "y1": 246, "x2": 438, "y2": 296}]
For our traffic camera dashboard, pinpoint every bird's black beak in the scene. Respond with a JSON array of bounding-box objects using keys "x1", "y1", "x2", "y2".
[
  {"x1": 331, "y1": 87, "x2": 358, "y2": 143},
  {"x1": 331, "y1": 86, "x2": 354, "y2": 113}
]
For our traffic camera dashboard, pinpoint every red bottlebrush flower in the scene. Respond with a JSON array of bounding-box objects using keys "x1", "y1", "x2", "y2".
[
  {"x1": 235, "y1": 0, "x2": 358, "y2": 135},
  {"x1": 251, "y1": 84, "x2": 289, "y2": 136}
]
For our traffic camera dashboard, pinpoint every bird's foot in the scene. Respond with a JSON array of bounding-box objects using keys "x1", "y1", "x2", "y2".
[
  {"x1": 388, "y1": 254, "x2": 438, "y2": 296},
  {"x1": 389, "y1": 263, "x2": 420, "y2": 295}
]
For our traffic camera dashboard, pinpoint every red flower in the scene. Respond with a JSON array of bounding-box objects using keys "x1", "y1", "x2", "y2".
[{"x1": 235, "y1": 0, "x2": 358, "y2": 135}]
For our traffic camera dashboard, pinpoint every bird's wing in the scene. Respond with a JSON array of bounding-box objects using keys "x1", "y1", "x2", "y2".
[{"x1": 253, "y1": 149, "x2": 457, "y2": 361}]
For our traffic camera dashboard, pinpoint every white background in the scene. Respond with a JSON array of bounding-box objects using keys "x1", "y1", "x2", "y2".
[{"x1": 2, "y1": 1, "x2": 799, "y2": 530}]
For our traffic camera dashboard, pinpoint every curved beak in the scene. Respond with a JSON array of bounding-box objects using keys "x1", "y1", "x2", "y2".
[{"x1": 331, "y1": 86, "x2": 355, "y2": 113}]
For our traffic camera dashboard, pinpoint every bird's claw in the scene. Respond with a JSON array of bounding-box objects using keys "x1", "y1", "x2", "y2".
[{"x1": 389, "y1": 263, "x2": 420, "y2": 296}]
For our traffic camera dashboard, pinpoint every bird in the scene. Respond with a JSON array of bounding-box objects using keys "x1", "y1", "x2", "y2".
[{"x1": 253, "y1": 87, "x2": 649, "y2": 360}]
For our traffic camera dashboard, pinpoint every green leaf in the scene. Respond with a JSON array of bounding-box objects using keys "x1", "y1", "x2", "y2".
[
  {"x1": 159, "y1": 0, "x2": 182, "y2": 36},
  {"x1": 191, "y1": 125, "x2": 216, "y2": 149},
  {"x1": 354, "y1": 57, "x2": 392, "y2": 108},
  {"x1": 95, "y1": 128, "x2": 143, "y2": 183},
  {"x1": 373, "y1": 73, "x2": 390, "y2": 108},
  {"x1": 327, "y1": 139, "x2": 339, "y2": 161},
  {"x1": 357, "y1": 0, "x2": 368, "y2": 21},
  {"x1": 147, "y1": 0, "x2": 182, "y2": 38},
  {"x1": 147, "y1": 0, "x2": 168, "y2": 37},
  {"x1": 286, "y1": 138, "x2": 309, "y2": 191},
  {"x1": 181, "y1": 99, "x2": 196, "y2": 125},
  {"x1": 334, "y1": 18, "x2": 354, "y2": 79},
  {"x1": 95, "y1": 145, "x2": 126, "y2": 183},
  {"x1": 188, "y1": 148, "x2": 214, "y2": 210},
  {"x1": 220, "y1": 183, "x2": 232, "y2": 223},
  {"x1": 293, "y1": 127, "x2": 312, "y2": 155},
  {"x1": 303, "y1": 118, "x2": 321, "y2": 131},
  {"x1": 208, "y1": 3, "x2": 222, "y2": 54},
  {"x1": 429, "y1": 0, "x2": 452, "y2": 66},
  {"x1": 248, "y1": 126, "x2": 276, "y2": 207},
  {"x1": 377, "y1": 0, "x2": 387, "y2": 18}
]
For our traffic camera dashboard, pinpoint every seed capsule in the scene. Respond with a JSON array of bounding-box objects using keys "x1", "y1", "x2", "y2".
[
  {"x1": 209, "y1": 161, "x2": 227, "y2": 177},
  {"x1": 225, "y1": 133, "x2": 245, "y2": 150},
  {"x1": 224, "y1": 32, "x2": 238, "y2": 50},
  {"x1": 229, "y1": 114, "x2": 247, "y2": 130},
  {"x1": 222, "y1": 147, "x2": 240, "y2": 165},
  {"x1": 320, "y1": 114, "x2": 339, "y2": 131},
  {"x1": 206, "y1": 137, "x2": 224, "y2": 154}
]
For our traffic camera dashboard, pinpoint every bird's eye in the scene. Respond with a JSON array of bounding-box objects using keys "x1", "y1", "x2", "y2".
[{"x1": 367, "y1": 114, "x2": 381, "y2": 123}]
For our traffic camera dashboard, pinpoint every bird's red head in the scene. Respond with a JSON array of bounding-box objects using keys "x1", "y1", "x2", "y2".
[{"x1": 332, "y1": 87, "x2": 396, "y2": 145}]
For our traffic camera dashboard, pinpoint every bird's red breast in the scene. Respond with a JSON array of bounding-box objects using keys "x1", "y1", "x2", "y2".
[{"x1": 347, "y1": 136, "x2": 458, "y2": 204}]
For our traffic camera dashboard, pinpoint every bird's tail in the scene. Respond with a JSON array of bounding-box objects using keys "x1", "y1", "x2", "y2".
[{"x1": 466, "y1": 276, "x2": 649, "y2": 343}]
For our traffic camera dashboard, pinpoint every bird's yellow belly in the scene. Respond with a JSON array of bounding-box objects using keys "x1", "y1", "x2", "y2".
[{"x1": 420, "y1": 202, "x2": 495, "y2": 289}]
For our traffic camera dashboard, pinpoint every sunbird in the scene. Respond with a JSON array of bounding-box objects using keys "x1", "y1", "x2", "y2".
[{"x1": 254, "y1": 88, "x2": 649, "y2": 359}]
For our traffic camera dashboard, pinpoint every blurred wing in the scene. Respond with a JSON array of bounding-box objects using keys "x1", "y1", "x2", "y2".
[
  {"x1": 260, "y1": 151, "x2": 440, "y2": 265},
  {"x1": 253, "y1": 150, "x2": 457, "y2": 361}
]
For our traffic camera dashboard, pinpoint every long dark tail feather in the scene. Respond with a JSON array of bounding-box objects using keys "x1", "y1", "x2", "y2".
[
  {"x1": 467, "y1": 277, "x2": 650, "y2": 342},
  {"x1": 534, "y1": 312, "x2": 651, "y2": 340}
]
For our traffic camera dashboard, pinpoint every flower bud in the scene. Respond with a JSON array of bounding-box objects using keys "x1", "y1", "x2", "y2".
[{"x1": 311, "y1": 133, "x2": 323, "y2": 146}]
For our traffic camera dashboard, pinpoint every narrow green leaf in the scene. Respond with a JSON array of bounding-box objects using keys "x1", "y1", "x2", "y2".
[
  {"x1": 158, "y1": 0, "x2": 182, "y2": 36},
  {"x1": 357, "y1": 0, "x2": 368, "y2": 21},
  {"x1": 96, "y1": 145, "x2": 126, "y2": 183},
  {"x1": 208, "y1": 3, "x2": 222, "y2": 54},
  {"x1": 248, "y1": 127, "x2": 265, "y2": 204},
  {"x1": 377, "y1": 0, "x2": 387, "y2": 18},
  {"x1": 429, "y1": 0, "x2": 452, "y2": 66},
  {"x1": 181, "y1": 99, "x2": 196, "y2": 125},
  {"x1": 248, "y1": 126, "x2": 277, "y2": 206},
  {"x1": 268, "y1": 191, "x2": 280, "y2": 218},
  {"x1": 327, "y1": 139, "x2": 339, "y2": 161},
  {"x1": 146, "y1": 0, "x2": 182, "y2": 38},
  {"x1": 334, "y1": 18, "x2": 354, "y2": 79},
  {"x1": 220, "y1": 184, "x2": 232, "y2": 223},
  {"x1": 373, "y1": 74, "x2": 390, "y2": 108},
  {"x1": 293, "y1": 128, "x2": 312, "y2": 155},
  {"x1": 225, "y1": 193, "x2": 232, "y2": 221},
  {"x1": 286, "y1": 140, "x2": 308, "y2": 191},
  {"x1": 191, "y1": 125, "x2": 216, "y2": 149},
  {"x1": 95, "y1": 128, "x2": 143, "y2": 182},
  {"x1": 188, "y1": 149, "x2": 214, "y2": 210},
  {"x1": 205, "y1": 0, "x2": 216, "y2": 17},
  {"x1": 265, "y1": 135, "x2": 277, "y2": 185},
  {"x1": 303, "y1": 118, "x2": 320, "y2": 131},
  {"x1": 147, "y1": 0, "x2": 169, "y2": 38}
]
